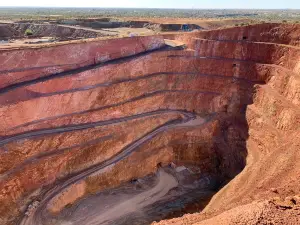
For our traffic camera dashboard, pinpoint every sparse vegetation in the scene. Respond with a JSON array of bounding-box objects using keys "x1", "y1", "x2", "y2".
[
  {"x1": 234, "y1": 22, "x2": 251, "y2": 27},
  {"x1": 0, "y1": 8, "x2": 299, "y2": 22},
  {"x1": 24, "y1": 29, "x2": 33, "y2": 36}
]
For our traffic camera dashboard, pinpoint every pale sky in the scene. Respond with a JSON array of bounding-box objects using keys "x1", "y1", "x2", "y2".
[{"x1": 0, "y1": 0, "x2": 299, "y2": 9}]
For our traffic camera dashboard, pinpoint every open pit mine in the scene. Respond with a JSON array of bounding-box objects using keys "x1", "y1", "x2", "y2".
[{"x1": 0, "y1": 23, "x2": 300, "y2": 225}]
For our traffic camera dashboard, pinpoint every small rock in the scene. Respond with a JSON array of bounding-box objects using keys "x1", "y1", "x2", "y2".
[
  {"x1": 270, "y1": 188, "x2": 278, "y2": 193},
  {"x1": 285, "y1": 196, "x2": 297, "y2": 205},
  {"x1": 169, "y1": 162, "x2": 176, "y2": 169}
]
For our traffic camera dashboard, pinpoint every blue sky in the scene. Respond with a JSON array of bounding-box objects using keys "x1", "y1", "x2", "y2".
[{"x1": 0, "y1": 0, "x2": 299, "y2": 9}]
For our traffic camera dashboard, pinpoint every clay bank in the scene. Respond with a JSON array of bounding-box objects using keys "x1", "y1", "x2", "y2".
[{"x1": 0, "y1": 23, "x2": 299, "y2": 225}]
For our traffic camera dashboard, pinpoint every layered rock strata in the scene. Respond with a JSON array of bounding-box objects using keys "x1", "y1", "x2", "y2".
[{"x1": 0, "y1": 23, "x2": 299, "y2": 225}]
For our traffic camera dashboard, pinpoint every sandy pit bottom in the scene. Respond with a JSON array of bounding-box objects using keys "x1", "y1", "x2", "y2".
[{"x1": 42, "y1": 166, "x2": 217, "y2": 225}]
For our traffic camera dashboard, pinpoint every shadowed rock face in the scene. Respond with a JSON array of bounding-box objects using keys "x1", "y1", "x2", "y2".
[{"x1": 0, "y1": 23, "x2": 299, "y2": 225}]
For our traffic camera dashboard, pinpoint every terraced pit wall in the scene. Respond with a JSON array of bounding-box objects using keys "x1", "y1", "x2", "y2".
[{"x1": 0, "y1": 23, "x2": 299, "y2": 224}]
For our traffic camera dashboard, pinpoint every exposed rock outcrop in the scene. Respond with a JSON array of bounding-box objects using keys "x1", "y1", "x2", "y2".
[{"x1": 0, "y1": 23, "x2": 299, "y2": 225}]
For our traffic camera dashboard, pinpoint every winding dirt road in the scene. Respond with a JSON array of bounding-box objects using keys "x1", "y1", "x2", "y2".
[
  {"x1": 80, "y1": 169, "x2": 178, "y2": 225},
  {"x1": 0, "y1": 109, "x2": 192, "y2": 146},
  {"x1": 19, "y1": 110, "x2": 212, "y2": 225}
]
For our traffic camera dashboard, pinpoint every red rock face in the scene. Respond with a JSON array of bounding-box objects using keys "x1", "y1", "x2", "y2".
[
  {"x1": 0, "y1": 36, "x2": 165, "y2": 89},
  {"x1": 0, "y1": 23, "x2": 299, "y2": 225}
]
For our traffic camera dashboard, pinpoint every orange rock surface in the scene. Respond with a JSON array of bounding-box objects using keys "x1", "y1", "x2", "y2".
[{"x1": 0, "y1": 23, "x2": 299, "y2": 225}]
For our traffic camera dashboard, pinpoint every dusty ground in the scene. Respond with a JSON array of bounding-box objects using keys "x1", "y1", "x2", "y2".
[
  {"x1": 155, "y1": 196, "x2": 300, "y2": 225},
  {"x1": 42, "y1": 167, "x2": 215, "y2": 225},
  {"x1": 0, "y1": 17, "x2": 252, "y2": 47},
  {"x1": 116, "y1": 17, "x2": 252, "y2": 28}
]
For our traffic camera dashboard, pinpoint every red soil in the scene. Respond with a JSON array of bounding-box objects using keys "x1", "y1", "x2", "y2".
[{"x1": 0, "y1": 23, "x2": 299, "y2": 225}]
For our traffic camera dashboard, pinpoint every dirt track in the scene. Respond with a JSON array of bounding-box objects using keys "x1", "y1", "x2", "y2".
[
  {"x1": 19, "y1": 111, "x2": 211, "y2": 225},
  {"x1": 80, "y1": 170, "x2": 178, "y2": 225}
]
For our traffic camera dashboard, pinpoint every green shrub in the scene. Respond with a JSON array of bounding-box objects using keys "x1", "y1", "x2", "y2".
[{"x1": 25, "y1": 29, "x2": 33, "y2": 36}]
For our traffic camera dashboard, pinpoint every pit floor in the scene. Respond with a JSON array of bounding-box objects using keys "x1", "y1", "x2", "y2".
[{"x1": 42, "y1": 165, "x2": 217, "y2": 225}]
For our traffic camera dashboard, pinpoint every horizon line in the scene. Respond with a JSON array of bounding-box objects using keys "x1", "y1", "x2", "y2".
[{"x1": 0, "y1": 6, "x2": 299, "y2": 10}]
